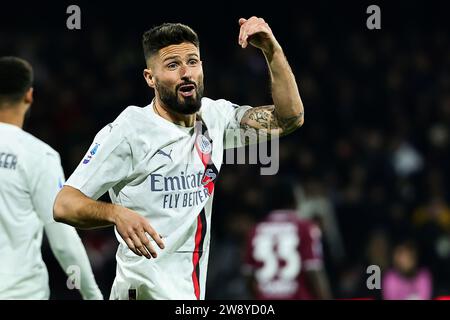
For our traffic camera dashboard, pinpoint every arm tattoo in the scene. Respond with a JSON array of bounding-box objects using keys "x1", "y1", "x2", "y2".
[
  {"x1": 243, "y1": 106, "x2": 278, "y2": 130},
  {"x1": 276, "y1": 111, "x2": 304, "y2": 136},
  {"x1": 240, "y1": 105, "x2": 303, "y2": 140}
]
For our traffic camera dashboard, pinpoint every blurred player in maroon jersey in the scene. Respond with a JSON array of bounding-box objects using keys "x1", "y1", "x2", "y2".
[{"x1": 243, "y1": 180, "x2": 332, "y2": 299}]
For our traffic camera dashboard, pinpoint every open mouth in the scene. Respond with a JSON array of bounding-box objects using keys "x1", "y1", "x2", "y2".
[{"x1": 178, "y1": 84, "x2": 196, "y2": 97}]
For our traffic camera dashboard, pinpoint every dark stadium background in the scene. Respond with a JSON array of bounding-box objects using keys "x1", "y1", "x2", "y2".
[{"x1": 1, "y1": 0, "x2": 449, "y2": 299}]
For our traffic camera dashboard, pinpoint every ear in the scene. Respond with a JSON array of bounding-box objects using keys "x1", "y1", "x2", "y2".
[
  {"x1": 24, "y1": 87, "x2": 33, "y2": 105},
  {"x1": 143, "y1": 68, "x2": 155, "y2": 88}
]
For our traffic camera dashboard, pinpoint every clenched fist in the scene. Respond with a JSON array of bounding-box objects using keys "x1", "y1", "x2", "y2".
[{"x1": 238, "y1": 16, "x2": 281, "y2": 54}]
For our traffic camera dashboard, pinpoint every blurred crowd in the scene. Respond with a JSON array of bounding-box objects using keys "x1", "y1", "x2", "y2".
[{"x1": 1, "y1": 2, "x2": 449, "y2": 299}]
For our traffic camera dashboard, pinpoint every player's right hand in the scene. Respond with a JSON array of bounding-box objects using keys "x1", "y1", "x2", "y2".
[{"x1": 113, "y1": 206, "x2": 165, "y2": 259}]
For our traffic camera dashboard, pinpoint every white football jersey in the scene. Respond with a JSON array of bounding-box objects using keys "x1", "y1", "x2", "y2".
[
  {"x1": 0, "y1": 122, "x2": 64, "y2": 299},
  {"x1": 66, "y1": 97, "x2": 251, "y2": 299}
]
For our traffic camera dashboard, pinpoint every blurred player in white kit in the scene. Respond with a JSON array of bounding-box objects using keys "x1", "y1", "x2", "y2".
[{"x1": 0, "y1": 56, "x2": 103, "y2": 299}]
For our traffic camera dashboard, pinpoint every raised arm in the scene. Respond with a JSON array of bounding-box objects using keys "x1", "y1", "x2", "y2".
[{"x1": 238, "y1": 17, "x2": 304, "y2": 137}]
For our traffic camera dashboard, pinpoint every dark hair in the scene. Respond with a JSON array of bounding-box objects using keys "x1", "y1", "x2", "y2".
[
  {"x1": 142, "y1": 23, "x2": 199, "y2": 61},
  {"x1": 0, "y1": 56, "x2": 33, "y2": 105}
]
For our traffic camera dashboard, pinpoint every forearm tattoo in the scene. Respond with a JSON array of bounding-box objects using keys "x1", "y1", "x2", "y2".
[
  {"x1": 276, "y1": 112, "x2": 304, "y2": 136},
  {"x1": 240, "y1": 105, "x2": 303, "y2": 139}
]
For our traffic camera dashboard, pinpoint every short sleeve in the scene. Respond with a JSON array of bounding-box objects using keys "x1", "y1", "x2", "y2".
[
  {"x1": 218, "y1": 100, "x2": 252, "y2": 149},
  {"x1": 30, "y1": 152, "x2": 66, "y2": 225},
  {"x1": 65, "y1": 122, "x2": 132, "y2": 200}
]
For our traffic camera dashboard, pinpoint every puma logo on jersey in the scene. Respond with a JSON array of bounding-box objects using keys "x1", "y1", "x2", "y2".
[
  {"x1": 156, "y1": 149, "x2": 173, "y2": 162},
  {"x1": 107, "y1": 123, "x2": 118, "y2": 132}
]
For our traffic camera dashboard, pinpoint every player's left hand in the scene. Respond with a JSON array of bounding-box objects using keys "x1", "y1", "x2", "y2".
[{"x1": 238, "y1": 17, "x2": 281, "y2": 53}]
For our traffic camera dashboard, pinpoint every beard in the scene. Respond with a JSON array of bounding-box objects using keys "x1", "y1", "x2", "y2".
[{"x1": 155, "y1": 79, "x2": 204, "y2": 115}]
